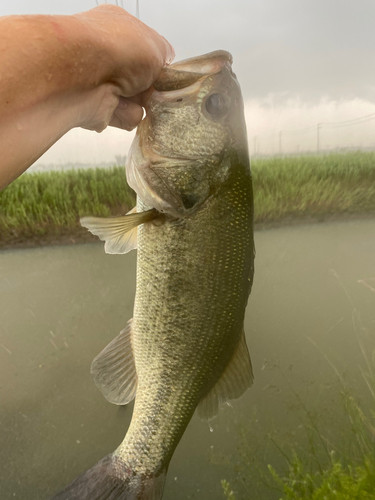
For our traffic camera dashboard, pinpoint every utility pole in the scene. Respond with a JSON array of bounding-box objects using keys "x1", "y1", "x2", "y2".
[
  {"x1": 279, "y1": 130, "x2": 283, "y2": 156},
  {"x1": 136, "y1": 0, "x2": 140, "y2": 18},
  {"x1": 317, "y1": 123, "x2": 322, "y2": 153}
]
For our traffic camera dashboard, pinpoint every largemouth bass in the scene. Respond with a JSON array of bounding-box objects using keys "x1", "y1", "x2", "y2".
[{"x1": 53, "y1": 50, "x2": 255, "y2": 500}]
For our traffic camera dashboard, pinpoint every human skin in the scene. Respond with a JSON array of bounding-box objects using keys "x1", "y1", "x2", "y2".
[{"x1": 0, "y1": 4, "x2": 174, "y2": 190}]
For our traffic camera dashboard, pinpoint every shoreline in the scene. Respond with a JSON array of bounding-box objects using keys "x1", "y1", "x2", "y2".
[
  {"x1": 2, "y1": 153, "x2": 374, "y2": 251},
  {"x1": 1, "y1": 212, "x2": 374, "y2": 251}
]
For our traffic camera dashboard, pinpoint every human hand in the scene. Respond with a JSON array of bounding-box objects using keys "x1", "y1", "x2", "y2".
[
  {"x1": 0, "y1": 5, "x2": 173, "y2": 189},
  {"x1": 74, "y1": 4, "x2": 174, "y2": 132}
]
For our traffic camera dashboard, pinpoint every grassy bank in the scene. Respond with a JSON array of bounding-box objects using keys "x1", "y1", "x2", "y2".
[
  {"x1": 253, "y1": 151, "x2": 375, "y2": 224},
  {"x1": 1, "y1": 151, "x2": 375, "y2": 248},
  {"x1": 0, "y1": 167, "x2": 136, "y2": 248}
]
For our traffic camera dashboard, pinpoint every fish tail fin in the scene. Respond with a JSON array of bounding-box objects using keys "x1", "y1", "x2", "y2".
[{"x1": 51, "y1": 453, "x2": 167, "y2": 500}]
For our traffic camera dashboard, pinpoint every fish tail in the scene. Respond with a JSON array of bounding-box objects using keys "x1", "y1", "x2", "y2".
[{"x1": 51, "y1": 453, "x2": 167, "y2": 500}]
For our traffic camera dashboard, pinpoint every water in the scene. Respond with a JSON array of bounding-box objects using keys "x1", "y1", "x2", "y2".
[{"x1": 1, "y1": 219, "x2": 374, "y2": 500}]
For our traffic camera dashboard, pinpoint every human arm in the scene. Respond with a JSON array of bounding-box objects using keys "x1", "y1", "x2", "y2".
[{"x1": 0, "y1": 5, "x2": 174, "y2": 190}]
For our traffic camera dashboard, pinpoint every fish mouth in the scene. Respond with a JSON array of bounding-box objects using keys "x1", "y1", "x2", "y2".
[{"x1": 153, "y1": 50, "x2": 233, "y2": 92}]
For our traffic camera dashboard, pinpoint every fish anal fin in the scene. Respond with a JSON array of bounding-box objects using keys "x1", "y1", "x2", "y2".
[
  {"x1": 91, "y1": 320, "x2": 137, "y2": 405},
  {"x1": 80, "y1": 207, "x2": 158, "y2": 255},
  {"x1": 197, "y1": 328, "x2": 254, "y2": 421}
]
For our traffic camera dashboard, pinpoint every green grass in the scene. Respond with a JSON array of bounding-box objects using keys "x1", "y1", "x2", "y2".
[
  {"x1": 222, "y1": 454, "x2": 375, "y2": 500},
  {"x1": 1, "y1": 151, "x2": 375, "y2": 246},
  {"x1": 0, "y1": 167, "x2": 135, "y2": 245},
  {"x1": 267, "y1": 456, "x2": 375, "y2": 500},
  {"x1": 253, "y1": 151, "x2": 375, "y2": 223},
  {"x1": 223, "y1": 455, "x2": 375, "y2": 500},
  {"x1": 222, "y1": 385, "x2": 375, "y2": 500},
  {"x1": 221, "y1": 300, "x2": 375, "y2": 500}
]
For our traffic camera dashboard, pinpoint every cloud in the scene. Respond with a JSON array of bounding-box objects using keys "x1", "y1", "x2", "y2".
[
  {"x1": 235, "y1": 44, "x2": 375, "y2": 103},
  {"x1": 7, "y1": 0, "x2": 375, "y2": 162},
  {"x1": 147, "y1": 0, "x2": 375, "y2": 103},
  {"x1": 244, "y1": 95, "x2": 375, "y2": 155}
]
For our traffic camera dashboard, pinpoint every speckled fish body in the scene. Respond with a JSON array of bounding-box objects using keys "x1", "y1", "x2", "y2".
[
  {"x1": 53, "y1": 50, "x2": 255, "y2": 500},
  {"x1": 122, "y1": 178, "x2": 254, "y2": 467}
]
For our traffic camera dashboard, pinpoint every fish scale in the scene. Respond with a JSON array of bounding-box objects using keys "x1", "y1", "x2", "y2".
[{"x1": 115, "y1": 167, "x2": 254, "y2": 474}]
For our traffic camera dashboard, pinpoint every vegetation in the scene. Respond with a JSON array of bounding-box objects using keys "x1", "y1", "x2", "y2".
[
  {"x1": 1, "y1": 151, "x2": 375, "y2": 247},
  {"x1": 253, "y1": 151, "x2": 375, "y2": 223},
  {"x1": 221, "y1": 317, "x2": 375, "y2": 500},
  {"x1": 0, "y1": 167, "x2": 135, "y2": 247},
  {"x1": 223, "y1": 458, "x2": 375, "y2": 500},
  {"x1": 267, "y1": 456, "x2": 375, "y2": 500}
]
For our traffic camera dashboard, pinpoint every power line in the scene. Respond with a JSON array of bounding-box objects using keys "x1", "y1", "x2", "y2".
[
  {"x1": 261, "y1": 111, "x2": 375, "y2": 139},
  {"x1": 321, "y1": 112, "x2": 375, "y2": 127},
  {"x1": 281, "y1": 123, "x2": 318, "y2": 135},
  {"x1": 251, "y1": 110, "x2": 375, "y2": 156},
  {"x1": 323, "y1": 114, "x2": 375, "y2": 128}
]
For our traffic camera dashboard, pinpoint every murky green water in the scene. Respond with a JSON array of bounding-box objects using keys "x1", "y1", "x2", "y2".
[{"x1": 1, "y1": 219, "x2": 374, "y2": 500}]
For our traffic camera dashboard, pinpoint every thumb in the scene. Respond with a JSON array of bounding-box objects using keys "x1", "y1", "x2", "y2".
[{"x1": 109, "y1": 96, "x2": 144, "y2": 131}]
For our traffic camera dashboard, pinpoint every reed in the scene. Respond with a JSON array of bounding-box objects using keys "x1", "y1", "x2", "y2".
[
  {"x1": 1, "y1": 151, "x2": 374, "y2": 247},
  {"x1": 253, "y1": 151, "x2": 375, "y2": 223},
  {"x1": 0, "y1": 167, "x2": 135, "y2": 246}
]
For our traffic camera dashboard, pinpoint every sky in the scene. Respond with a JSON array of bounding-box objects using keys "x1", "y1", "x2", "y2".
[{"x1": 2, "y1": 0, "x2": 375, "y2": 161}]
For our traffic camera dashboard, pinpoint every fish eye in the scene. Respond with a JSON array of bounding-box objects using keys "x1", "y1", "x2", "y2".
[{"x1": 204, "y1": 93, "x2": 229, "y2": 119}]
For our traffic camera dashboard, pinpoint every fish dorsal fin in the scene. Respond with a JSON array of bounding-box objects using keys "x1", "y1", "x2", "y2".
[
  {"x1": 91, "y1": 320, "x2": 137, "y2": 405},
  {"x1": 197, "y1": 328, "x2": 254, "y2": 421},
  {"x1": 80, "y1": 208, "x2": 158, "y2": 254}
]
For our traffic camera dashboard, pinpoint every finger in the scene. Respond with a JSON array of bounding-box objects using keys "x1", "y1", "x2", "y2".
[
  {"x1": 155, "y1": 36, "x2": 175, "y2": 66},
  {"x1": 126, "y1": 94, "x2": 143, "y2": 106},
  {"x1": 80, "y1": 5, "x2": 174, "y2": 67},
  {"x1": 126, "y1": 92, "x2": 152, "y2": 109},
  {"x1": 109, "y1": 97, "x2": 144, "y2": 131}
]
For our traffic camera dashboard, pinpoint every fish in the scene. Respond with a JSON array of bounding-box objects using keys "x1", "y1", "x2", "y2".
[{"x1": 52, "y1": 50, "x2": 255, "y2": 500}]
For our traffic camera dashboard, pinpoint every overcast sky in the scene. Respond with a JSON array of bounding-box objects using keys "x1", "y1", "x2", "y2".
[{"x1": 2, "y1": 0, "x2": 375, "y2": 161}]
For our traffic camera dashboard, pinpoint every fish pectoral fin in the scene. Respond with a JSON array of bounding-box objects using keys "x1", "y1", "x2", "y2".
[
  {"x1": 91, "y1": 320, "x2": 137, "y2": 405},
  {"x1": 80, "y1": 207, "x2": 159, "y2": 254},
  {"x1": 197, "y1": 328, "x2": 254, "y2": 421}
]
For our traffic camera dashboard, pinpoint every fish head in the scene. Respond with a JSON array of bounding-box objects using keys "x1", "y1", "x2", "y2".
[{"x1": 126, "y1": 50, "x2": 249, "y2": 217}]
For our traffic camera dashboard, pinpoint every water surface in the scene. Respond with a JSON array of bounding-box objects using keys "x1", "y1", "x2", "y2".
[{"x1": 1, "y1": 219, "x2": 374, "y2": 499}]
